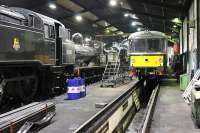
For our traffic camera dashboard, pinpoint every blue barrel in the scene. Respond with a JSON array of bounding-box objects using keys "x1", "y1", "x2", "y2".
[
  {"x1": 80, "y1": 78, "x2": 86, "y2": 97},
  {"x1": 67, "y1": 79, "x2": 80, "y2": 100}
]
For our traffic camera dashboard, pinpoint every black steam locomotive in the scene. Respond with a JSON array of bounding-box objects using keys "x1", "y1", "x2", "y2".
[{"x1": 0, "y1": 6, "x2": 75, "y2": 104}]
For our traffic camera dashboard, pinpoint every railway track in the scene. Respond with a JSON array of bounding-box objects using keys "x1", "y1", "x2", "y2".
[
  {"x1": 0, "y1": 75, "x2": 159, "y2": 133},
  {"x1": 74, "y1": 76, "x2": 159, "y2": 133},
  {"x1": 0, "y1": 102, "x2": 55, "y2": 133}
]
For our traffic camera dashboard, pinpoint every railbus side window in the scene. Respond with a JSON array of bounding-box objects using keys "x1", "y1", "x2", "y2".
[
  {"x1": 44, "y1": 24, "x2": 49, "y2": 38},
  {"x1": 49, "y1": 25, "x2": 55, "y2": 39},
  {"x1": 0, "y1": 13, "x2": 21, "y2": 24},
  {"x1": 28, "y1": 14, "x2": 34, "y2": 27}
]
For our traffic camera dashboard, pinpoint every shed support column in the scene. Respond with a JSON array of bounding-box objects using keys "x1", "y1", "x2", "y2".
[{"x1": 197, "y1": 0, "x2": 200, "y2": 68}]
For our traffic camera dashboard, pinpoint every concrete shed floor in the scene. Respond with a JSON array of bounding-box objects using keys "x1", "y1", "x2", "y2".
[
  {"x1": 150, "y1": 79, "x2": 200, "y2": 133},
  {"x1": 39, "y1": 80, "x2": 137, "y2": 133}
]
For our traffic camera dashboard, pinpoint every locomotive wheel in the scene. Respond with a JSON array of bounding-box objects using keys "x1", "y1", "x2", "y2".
[{"x1": 18, "y1": 75, "x2": 38, "y2": 103}]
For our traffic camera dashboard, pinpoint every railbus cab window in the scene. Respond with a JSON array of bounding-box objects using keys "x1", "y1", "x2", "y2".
[
  {"x1": 129, "y1": 38, "x2": 165, "y2": 53},
  {"x1": 147, "y1": 39, "x2": 161, "y2": 52},
  {"x1": 130, "y1": 39, "x2": 146, "y2": 52}
]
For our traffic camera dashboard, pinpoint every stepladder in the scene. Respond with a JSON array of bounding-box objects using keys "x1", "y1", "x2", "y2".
[{"x1": 182, "y1": 69, "x2": 200, "y2": 104}]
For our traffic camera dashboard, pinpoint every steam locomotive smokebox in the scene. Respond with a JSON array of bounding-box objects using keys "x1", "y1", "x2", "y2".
[{"x1": 50, "y1": 66, "x2": 65, "y2": 94}]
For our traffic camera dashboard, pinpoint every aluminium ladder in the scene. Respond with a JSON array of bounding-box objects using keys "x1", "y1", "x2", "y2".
[
  {"x1": 182, "y1": 69, "x2": 200, "y2": 104},
  {"x1": 101, "y1": 51, "x2": 121, "y2": 87}
]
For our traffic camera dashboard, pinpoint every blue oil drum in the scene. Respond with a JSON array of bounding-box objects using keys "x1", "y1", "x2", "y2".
[
  {"x1": 80, "y1": 78, "x2": 86, "y2": 97},
  {"x1": 67, "y1": 79, "x2": 81, "y2": 100}
]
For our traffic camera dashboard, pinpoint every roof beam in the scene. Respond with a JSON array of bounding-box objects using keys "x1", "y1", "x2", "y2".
[
  {"x1": 53, "y1": 4, "x2": 105, "y2": 32},
  {"x1": 71, "y1": 0, "x2": 127, "y2": 33},
  {"x1": 119, "y1": 8, "x2": 176, "y2": 20},
  {"x1": 128, "y1": 0, "x2": 183, "y2": 11}
]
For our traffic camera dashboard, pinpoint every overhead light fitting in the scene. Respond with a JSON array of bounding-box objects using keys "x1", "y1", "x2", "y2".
[
  {"x1": 105, "y1": 29, "x2": 110, "y2": 33},
  {"x1": 131, "y1": 21, "x2": 143, "y2": 27},
  {"x1": 172, "y1": 18, "x2": 181, "y2": 24},
  {"x1": 117, "y1": 31, "x2": 124, "y2": 35},
  {"x1": 49, "y1": 3, "x2": 56, "y2": 10},
  {"x1": 75, "y1": 15, "x2": 83, "y2": 22},
  {"x1": 109, "y1": 0, "x2": 117, "y2": 7},
  {"x1": 124, "y1": 13, "x2": 139, "y2": 20},
  {"x1": 124, "y1": 13, "x2": 129, "y2": 17},
  {"x1": 130, "y1": 14, "x2": 139, "y2": 19},
  {"x1": 105, "y1": 22, "x2": 109, "y2": 27},
  {"x1": 131, "y1": 21, "x2": 136, "y2": 26},
  {"x1": 137, "y1": 28, "x2": 141, "y2": 31}
]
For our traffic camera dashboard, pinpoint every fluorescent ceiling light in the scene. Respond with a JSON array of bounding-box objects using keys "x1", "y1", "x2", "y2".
[
  {"x1": 109, "y1": 0, "x2": 117, "y2": 7},
  {"x1": 117, "y1": 31, "x2": 124, "y2": 35},
  {"x1": 75, "y1": 15, "x2": 83, "y2": 22},
  {"x1": 172, "y1": 18, "x2": 181, "y2": 24},
  {"x1": 131, "y1": 21, "x2": 136, "y2": 26},
  {"x1": 137, "y1": 28, "x2": 141, "y2": 31},
  {"x1": 130, "y1": 14, "x2": 139, "y2": 19},
  {"x1": 124, "y1": 13, "x2": 139, "y2": 19},
  {"x1": 124, "y1": 13, "x2": 129, "y2": 17},
  {"x1": 105, "y1": 22, "x2": 109, "y2": 27},
  {"x1": 131, "y1": 21, "x2": 143, "y2": 26},
  {"x1": 49, "y1": 3, "x2": 56, "y2": 10},
  {"x1": 105, "y1": 29, "x2": 110, "y2": 33}
]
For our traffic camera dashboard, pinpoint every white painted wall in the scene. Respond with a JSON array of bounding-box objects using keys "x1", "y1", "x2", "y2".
[
  {"x1": 167, "y1": 46, "x2": 173, "y2": 66},
  {"x1": 183, "y1": 17, "x2": 188, "y2": 53},
  {"x1": 180, "y1": 28, "x2": 183, "y2": 54}
]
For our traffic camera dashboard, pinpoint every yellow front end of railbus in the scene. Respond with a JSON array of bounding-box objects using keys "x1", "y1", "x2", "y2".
[{"x1": 130, "y1": 55, "x2": 164, "y2": 68}]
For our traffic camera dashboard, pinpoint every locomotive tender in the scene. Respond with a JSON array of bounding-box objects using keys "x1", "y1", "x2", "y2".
[
  {"x1": 128, "y1": 31, "x2": 167, "y2": 77},
  {"x1": 0, "y1": 6, "x2": 75, "y2": 104}
]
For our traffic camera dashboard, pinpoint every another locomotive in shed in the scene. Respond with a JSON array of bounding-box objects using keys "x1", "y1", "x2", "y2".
[{"x1": 128, "y1": 31, "x2": 167, "y2": 78}]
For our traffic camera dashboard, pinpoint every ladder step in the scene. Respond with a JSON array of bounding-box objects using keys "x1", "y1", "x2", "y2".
[
  {"x1": 104, "y1": 71, "x2": 116, "y2": 73},
  {"x1": 106, "y1": 68, "x2": 117, "y2": 70},
  {"x1": 182, "y1": 69, "x2": 200, "y2": 103}
]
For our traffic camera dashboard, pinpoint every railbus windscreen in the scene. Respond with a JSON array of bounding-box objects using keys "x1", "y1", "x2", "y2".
[{"x1": 129, "y1": 38, "x2": 166, "y2": 53}]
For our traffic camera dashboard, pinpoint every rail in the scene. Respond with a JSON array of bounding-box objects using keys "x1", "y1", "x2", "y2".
[
  {"x1": 140, "y1": 84, "x2": 159, "y2": 133},
  {"x1": 74, "y1": 79, "x2": 145, "y2": 133},
  {"x1": 0, "y1": 102, "x2": 55, "y2": 133}
]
